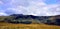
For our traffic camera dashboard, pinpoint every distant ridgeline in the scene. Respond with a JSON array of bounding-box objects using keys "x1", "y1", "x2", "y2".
[{"x1": 0, "y1": 14, "x2": 60, "y2": 26}]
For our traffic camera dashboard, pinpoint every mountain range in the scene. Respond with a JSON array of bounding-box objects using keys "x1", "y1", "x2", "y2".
[{"x1": 0, "y1": 14, "x2": 60, "y2": 26}]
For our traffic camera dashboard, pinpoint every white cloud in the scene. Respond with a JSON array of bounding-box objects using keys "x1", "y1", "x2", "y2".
[
  {"x1": 0, "y1": 1, "x2": 3, "y2": 4},
  {"x1": 0, "y1": 10, "x2": 8, "y2": 16},
  {"x1": 6, "y1": 0, "x2": 60, "y2": 16},
  {"x1": 7, "y1": 0, "x2": 48, "y2": 16},
  {"x1": 0, "y1": 0, "x2": 60, "y2": 16},
  {"x1": 0, "y1": 12, "x2": 8, "y2": 16}
]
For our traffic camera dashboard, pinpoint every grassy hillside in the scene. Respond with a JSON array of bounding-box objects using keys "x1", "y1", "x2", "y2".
[
  {"x1": 0, "y1": 22, "x2": 60, "y2": 29},
  {"x1": 0, "y1": 16, "x2": 60, "y2": 29}
]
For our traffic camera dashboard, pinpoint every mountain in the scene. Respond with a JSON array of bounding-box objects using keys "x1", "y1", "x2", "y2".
[
  {"x1": 0, "y1": 14, "x2": 60, "y2": 25},
  {"x1": 4, "y1": 14, "x2": 51, "y2": 24},
  {"x1": 10, "y1": 14, "x2": 51, "y2": 19}
]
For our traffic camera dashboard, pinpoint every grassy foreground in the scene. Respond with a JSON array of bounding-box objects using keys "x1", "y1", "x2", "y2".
[{"x1": 0, "y1": 22, "x2": 60, "y2": 29}]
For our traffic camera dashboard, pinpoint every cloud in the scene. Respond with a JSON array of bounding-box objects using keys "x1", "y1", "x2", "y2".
[
  {"x1": 0, "y1": 12, "x2": 8, "y2": 16},
  {"x1": 0, "y1": 1, "x2": 3, "y2": 4},
  {"x1": 0, "y1": 10, "x2": 8, "y2": 16},
  {"x1": 6, "y1": 0, "x2": 48, "y2": 16},
  {"x1": 0, "y1": 0, "x2": 60, "y2": 16},
  {"x1": 47, "y1": 4, "x2": 60, "y2": 15}
]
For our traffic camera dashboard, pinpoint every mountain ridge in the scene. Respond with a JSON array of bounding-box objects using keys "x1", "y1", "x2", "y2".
[{"x1": 0, "y1": 14, "x2": 60, "y2": 25}]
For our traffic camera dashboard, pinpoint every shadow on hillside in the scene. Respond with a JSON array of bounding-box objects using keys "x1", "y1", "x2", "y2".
[{"x1": 44, "y1": 19, "x2": 60, "y2": 26}]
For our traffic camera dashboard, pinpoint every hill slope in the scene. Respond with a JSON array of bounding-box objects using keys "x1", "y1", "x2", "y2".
[{"x1": 0, "y1": 14, "x2": 60, "y2": 29}]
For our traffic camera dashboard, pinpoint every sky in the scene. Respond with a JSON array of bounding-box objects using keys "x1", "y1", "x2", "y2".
[{"x1": 0, "y1": 0, "x2": 60, "y2": 16}]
